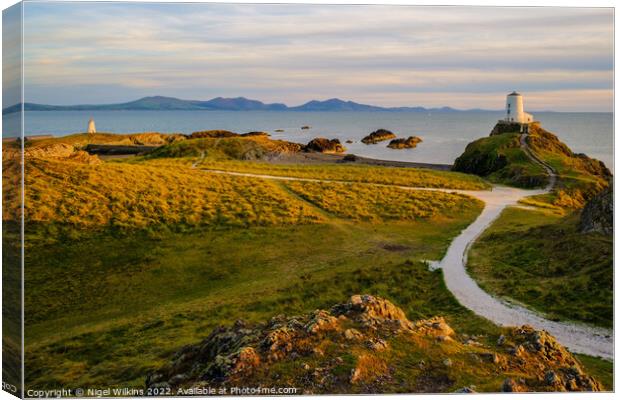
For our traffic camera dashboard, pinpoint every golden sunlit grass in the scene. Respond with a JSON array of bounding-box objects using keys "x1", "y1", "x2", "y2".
[
  {"x1": 19, "y1": 158, "x2": 325, "y2": 229},
  {"x1": 285, "y1": 181, "x2": 483, "y2": 222},
  {"x1": 198, "y1": 160, "x2": 490, "y2": 190}
]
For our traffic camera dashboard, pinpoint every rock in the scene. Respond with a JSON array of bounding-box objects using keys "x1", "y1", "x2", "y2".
[
  {"x1": 501, "y1": 378, "x2": 524, "y2": 392},
  {"x1": 508, "y1": 344, "x2": 525, "y2": 357},
  {"x1": 241, "y1": 131, "x2": 270, "y2": 137},
  {"x1": 275, "y1": 129, "x2": 284, "y2": 132},
  {"x1": 345, "y1": 139, "x2": 353, "y2": 144},
  {"x1": 190, "y1": 130, "x2": 239, "y2": 138},
  {"x1": 545, "y1": 370, "x2": 560, "y2": 386},
  {"x1": 579, "y1": 184, "x2": 612, "y2": 234},
  {"x1": 387, "y1": 136, "x2": 422, "y2": 149},
  {"x1": 342, "y1": 154, "x2": 357, "y2": 162},
  {"x1": 414, "y1": 316, "x2": 454, "y2": 338},
  {"x1": 305, "y1": 310, "x2": 339, "y2": 334},
  {"x1": 497, "y1": 335, "x2": 506, "y2": 346},
  {"x1": 301, "y1": 126, "x2": 311, "y2": 130},
  {"x1": 305, "y1": 138, "x2": 346, "y2": 154},
  {"x1": 344, "y1": 328, "x2": 363, "y2": 341},
  {"x1": 480, "y1": 352, "x2": 502, "y2": 364},
  {"x1": 366, "y1": 338, "x2": 388, "y2": 351},
  {"x1": 361, "y1": 129, "x2": 396, "y2": 144},
  {"x1": 332, "y1": 295, "x2": 414, "y2": 331},
  {"x1": 145, "y1": 297, "x2": 603, "y2": 393}
]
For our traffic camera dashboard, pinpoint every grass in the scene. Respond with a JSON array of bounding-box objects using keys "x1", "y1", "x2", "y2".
[
  {"x1": 139, "y1": 136, "x2": 490, "y2": 190},
  {"x1": 467, "y1": 206, "x2": 613, "y2": 328},
  {"x1": 24, "y1": 211, "x2": 506, "y2": 390},
  {"x1": 8, "y1": 131, "x2": 612, "y2": 391},
  {"x1": 285, "y1": 181, "x2": 483, "y2": 222},
  {"x1": 19, "y1": 158, "x2": 325, "y2": 231},
  {"x1": 196, "y1": 159, "x2": 490, "y2": 190},
  {"x1": 576, "y1": 354, "x2": 614, "y2": 391},
  {"x1": 145, "y1": 136, "x2": 302, "y2": 160},
  {"x1": 22, "y1": 132, "x2": 186, "y2": 148}
]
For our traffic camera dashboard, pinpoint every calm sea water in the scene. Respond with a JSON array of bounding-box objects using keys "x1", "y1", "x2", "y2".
[{"x1": 4, "y1": 110, "x2": 614, "y2": 170}]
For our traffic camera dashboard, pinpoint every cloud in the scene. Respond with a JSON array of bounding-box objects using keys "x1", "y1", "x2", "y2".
[{"x1": 21, "y1": 3, "x2": 613, "y2": 111}]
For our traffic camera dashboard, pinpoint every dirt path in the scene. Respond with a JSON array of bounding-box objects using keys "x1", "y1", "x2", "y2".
[{"x1": 197, "y1": 153, "x2": 613, "y2": 360}]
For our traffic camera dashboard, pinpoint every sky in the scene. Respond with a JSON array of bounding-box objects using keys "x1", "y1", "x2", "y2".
[{"x1": 18, "y1": 2, "x2": 614, "y2": 111}]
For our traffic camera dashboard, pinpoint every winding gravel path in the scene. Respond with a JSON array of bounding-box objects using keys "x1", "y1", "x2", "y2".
[{"x1": 197, "y1": 146, "x2": 613, "y2": 360}]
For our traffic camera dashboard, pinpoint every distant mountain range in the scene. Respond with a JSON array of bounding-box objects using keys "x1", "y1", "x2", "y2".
[{"x1": 2, "y1": 96, "x2": 484, "y2": 114}]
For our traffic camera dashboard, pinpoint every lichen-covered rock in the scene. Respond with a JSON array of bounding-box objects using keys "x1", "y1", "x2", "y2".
[
  {"x1": 387, "y1": 136, "x2": 422, "y2": 149},
  {"x1": 145, "y1": 296, "x2": 603, "y2": 394},
  {"x1": 361, "y1": 129, "x2": 396, "y2": 144}
]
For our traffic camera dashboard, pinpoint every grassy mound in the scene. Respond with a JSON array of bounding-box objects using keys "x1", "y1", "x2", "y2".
[
  {"x1": 452, "y1": 131, "x2": 547, "y2": 188},
  {"x1": 467, "y1": 207, "x2": 612, "y2": 328},
  {"x1": 146, "y1": 136, "x2": 302, "y2": 160},
  {"x1": 23, "y1": 132, "x2": 187, "y2": 148}
]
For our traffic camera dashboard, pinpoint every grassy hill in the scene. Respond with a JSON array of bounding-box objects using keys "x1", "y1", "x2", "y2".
[
  {"x1": 453, "y1": 122, "x2": 611, "y2": 210},
  {"x1": 453, "y1": 130, "x2": 548, "y2": 188}
]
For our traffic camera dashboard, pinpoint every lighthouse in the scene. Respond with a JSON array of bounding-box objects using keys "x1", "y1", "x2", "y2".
[
  {"x1": 87, "y1": 118, "x2": 96, "y2": 134},
  {"x1": 504, "y1": 92, "x2": 533, "y2": 123}
]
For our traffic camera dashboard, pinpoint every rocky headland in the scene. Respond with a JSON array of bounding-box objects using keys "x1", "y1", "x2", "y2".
[{"x1": 452, "y1": 121, "x2": 611, "y2": 208}]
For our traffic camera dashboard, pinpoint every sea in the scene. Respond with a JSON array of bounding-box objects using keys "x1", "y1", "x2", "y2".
[{"x1": 4, "y1": 110, "x2": 614, "y2": 170}]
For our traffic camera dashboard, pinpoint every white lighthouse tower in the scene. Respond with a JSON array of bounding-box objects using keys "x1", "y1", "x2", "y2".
[
  {"x1": 87, "y1": 118, "x2": 96, "y2": 134},
  {"x1": 505, "y1": 91, "x2": 533, "y2": 123}
]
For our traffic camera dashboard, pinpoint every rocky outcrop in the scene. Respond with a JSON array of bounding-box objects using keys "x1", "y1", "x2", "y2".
[
  {"x1": 387, "y1": 136, "x2": 422, "y2": 149},
  {"x1": 129, "y1": 133, "x2": 187, "y2": 145},
  {"x1": 452, "y1": 139, "x2": 511, "y2": 177},
  {"x1": 580, "y1": 184, "x2": 613, "y2": 234},
  {"x1": 190, "y1": 130, "x2": 270, "y2": 139},
  {"x1": 361, "y1": 129, "x2": 396, "y2": 144},
  {"x1": 241, "y1": 131, "x2": 270, "y2": 137},
  {"x1": 190, "y1": 130, "x2": 239, "y2": 139},
  {"x1": 490, "y1": 121, "x2": 525, "y2": 136},
  {"x1": 146, "y1": 295, "x2": 602, "y2": 394},
  {"x1": 305, "y1": 138, "x2": 346, "y2": 154},
  {"x1": 23, "y1": 143, "x2": 102, "y2": 164}
]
